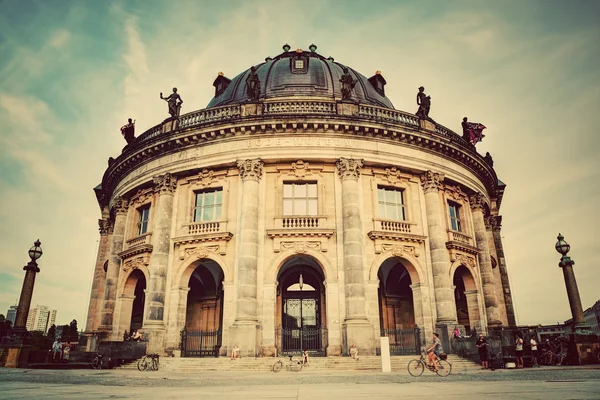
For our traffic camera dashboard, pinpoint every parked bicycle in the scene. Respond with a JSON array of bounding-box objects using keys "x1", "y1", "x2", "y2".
[
  {"x1": 272, "y1": 355, "x2": 303, "y2": 372},
  {"x1": 137, "y1": 353, "x2": 160, "y2": 371},
  {"x1": 407, "y1": 350, "x2": 452, "y2": 377},
  {"x1": 91, "y1": 352, "x2": 110, "y2": 370}
]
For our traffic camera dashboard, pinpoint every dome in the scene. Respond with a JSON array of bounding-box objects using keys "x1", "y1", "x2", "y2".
[{"x1": 207, "y1": 47, "x2": 394, "y2": 109}]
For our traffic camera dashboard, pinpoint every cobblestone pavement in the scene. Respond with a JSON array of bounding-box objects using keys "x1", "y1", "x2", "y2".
[{"x1": 0, "y1": 367, "x2": 599, "y2": 399}]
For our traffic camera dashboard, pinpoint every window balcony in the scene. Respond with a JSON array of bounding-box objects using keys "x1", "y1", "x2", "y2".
[
  {"x1": 445, "y1": 229, "x2": 479, "y2": 256},
  {"x1": 447, "y1": 230, "x2": 473, "y2": 246},
  {"x1": 275, "y1": 215, "x2": 326, "y2": 229},
  {"x1": 119, "y1": 232, "x2": 153, "y2": 260},
  {"x1": 186, "y1": 220, "x2": 228, "y2": 235},
  {"x1": 373, "y1": 218, "x2": 412, "y2": 234},
  {"x1": 126, "y1": 232, "x2": 152, "y2": 249},
  {"x1": 267, "y1": 216, "x2": 335, "y2": 253}
]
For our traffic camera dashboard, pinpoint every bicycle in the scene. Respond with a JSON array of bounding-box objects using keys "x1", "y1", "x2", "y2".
[
  {"x1": 91, "y1": 352, "x2": 109, "y2": 370},
  {"x1": 137, "y1": 353, "x2": 160, "y2": 371},
  {"x1": 272, "y1": 355, "x2": 303, "y2": 372},
  {"x1": 407, "y1": 350, "x2": 452, "y2": 377}
]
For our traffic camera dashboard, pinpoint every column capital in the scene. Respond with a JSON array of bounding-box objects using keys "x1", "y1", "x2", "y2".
[
  {"x1": 336, "y1": 157, "x2": 363, "y2": 181},
  {"x1": 98, "y1": 218, "x2": 111, "y2": 236},
  {"x1": 489, "y1": 215, "x2": 502, "y2": 231},
  {"x1": 420, "y1": 170, "x2": 444, "y2": 193},
  {"x1": 153, "y1": 172, "x2": 177, "y2": 195},
  {"x1": 237, "y1": 159, "x2": 264, "y2": 182},
  {"x1": 111, "y1": 196, "x2": 129, "y2": 216},
  {"x1": 469, "y1": 192, "x2": 487, "y2": 212}
]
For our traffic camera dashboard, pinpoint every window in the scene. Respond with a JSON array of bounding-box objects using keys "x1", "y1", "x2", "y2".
[
  {"x1": 448, "y1": 202, "x2": 462, "y2": 232},
  {"x1": 136, "y1": 205, "x2": 150, "y2": 235},
  {"x1": 283, "y1": 182, "x2": 317, "y2": 216},
  {"x1": 377, "y1": 186, "x2": 406, "y2": 220},
  {"x1": 294, "y1": 59, "x2": 304, "y2": 69},
  {"x1": 194, "y1": 188, "x2": 223, "y2": 222}
]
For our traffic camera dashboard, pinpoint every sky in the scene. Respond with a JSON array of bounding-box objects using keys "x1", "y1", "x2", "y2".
[{"x1": 0, "y1": 0, "x2": 598, "y2": 328}]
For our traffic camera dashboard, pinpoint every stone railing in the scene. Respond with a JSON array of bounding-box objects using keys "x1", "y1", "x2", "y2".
[
  {"x1": 135, "y1": 124, "x2": 162, "y2": 143},
  {"x1": 263, "y1": 101, "x2": 337, "y2": 115},
  {"x1": 274, "y1": 215, "x2": 326, "y2": 229},
  {"x1": 373, "y1": 218, "x2": 412, "y2": 233},
  {"x1": 178, "y1": 105, "x2": 241, "y2": 129},
  {"x1": 447, "y1": 230, "x2": 473, "y2": 245},
  {"x1": 358, "y1": 104, "x2": 420, "y2": 127},
  {"x1": 186, "y1": 220, "x2": 227, "y2": 235},
  {"x1": 126, "y1": 232, "x2": 152, "y2": 249}
]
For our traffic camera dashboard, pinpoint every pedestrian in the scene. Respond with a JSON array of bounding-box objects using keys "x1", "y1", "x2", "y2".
[
  {"x1": 231, "y1": 344, "x2": 240, "y2": 360},
  {"x1": 452, "y1": 326, "x2": 462, "y2": 339},
  {"x1": 475, "y1": 334, "x2": 489, "y2": 369},
  {"x1": 302, "y1": 349, "x2": 309, "y2": 366},
  {"x1": 62, "y1": 342, "x2": 71, "y2": 362},
  {"x1": 52, "y1": 339, "x2": 62, "y2": 362},
  {"x1": 530, "y1": 337, "x2": 539, "y2": 367},
  {"x1": 515, "y1": 334, "x2": 524, "y2": 368}
]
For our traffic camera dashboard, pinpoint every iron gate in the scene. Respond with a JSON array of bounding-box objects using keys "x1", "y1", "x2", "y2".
[
  {"x1": 379, "y1": 326, "x2": 421, "y2": 355},
  {"x1": 278, "y1": 327, "x2": 327, "y2": 356},
  {"x1": 180, "y1": 328, "x2": 221, "y2": 357}
]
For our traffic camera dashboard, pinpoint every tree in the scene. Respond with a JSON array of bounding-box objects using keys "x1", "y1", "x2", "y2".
[
  {"x1": 0, "y1": 314, "x2": 12, "y2": 338},
  {"x1": 60, "y1": 324, "x2": 70, "y2": 342},
  {"x1": 47, "y1": 324, "x2": 56, "y2": 341},
  {"x1": 69, "y1": 319, "x2": 78, "y2": 342}
]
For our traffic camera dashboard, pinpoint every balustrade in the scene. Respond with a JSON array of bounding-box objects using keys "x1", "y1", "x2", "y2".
[
  {"x1": 126, "y1": 232, "x2": 152, "y2": 249},
  {"x1": 263, "y1": 101, "x2": 337, "y2": 115},
  {"x1": 358, "y1": 105, "x2": 420, "y2": 126},
  {"x1": 186, "y1": 220, "x2": 226, "y2": 235},
  {"x1": 274, "y1": 215, "x2": 326, "y2": 229},
  {"x1": 447, "y1": 230, "x2": 473, "y2": 245},
  {"x1": 373, "y1": 219, "x2": 412, "y2": 233},
  {"x1": 178, "y1": 105, "x2": 241, "y2": 129}
]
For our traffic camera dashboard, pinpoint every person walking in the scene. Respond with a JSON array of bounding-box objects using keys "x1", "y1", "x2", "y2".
[
  {"x1": 475, "y1": 334, "x2": 489, "y2": 369},
  {"x1": 52, "y1": 339, "x2": 62, "y2": 362},
  {"x1": 515, "y1": 334, "x2": 524, "y2": 368}
]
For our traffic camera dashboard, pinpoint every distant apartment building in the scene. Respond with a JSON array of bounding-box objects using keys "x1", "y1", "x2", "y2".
[
  {"x1": 536, "y1": 324, "x2": 567, "y2": 341},
  {"x1": 25, "y1": 305, "x2": 57, "y2": 333},
  {"x1": 5, "y1": 305, "x2": 18, "y2": 326},
  {"x1": 583, "y1": 300, "x2": 600, "y2": 335}
]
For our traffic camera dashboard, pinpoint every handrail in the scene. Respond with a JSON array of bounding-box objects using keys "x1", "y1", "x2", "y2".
[{"x1": 358, "y1": 104, "x2": 420, "y2": 127}]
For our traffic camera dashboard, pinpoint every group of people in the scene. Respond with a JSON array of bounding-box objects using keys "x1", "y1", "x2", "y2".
[
  {"x1": 51, "y1": 339, "x2": 71, "y2": 362},
  {"x1": 125, "y1": 330, "x2": 144, "y2": 342},
  {"x1": 467, "y1": 330, "x2": 540, "y2": 369}
]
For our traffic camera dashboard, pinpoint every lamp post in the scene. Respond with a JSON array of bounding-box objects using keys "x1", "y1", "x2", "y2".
[
  {"x1": 554, "y1": 234, "x2": 586, "y2": 332},
  {"x1": 13, "y1": 240, "x2": 43, "y2": 336}
]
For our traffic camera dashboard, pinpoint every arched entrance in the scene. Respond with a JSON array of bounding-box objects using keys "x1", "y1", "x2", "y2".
[
  {"x1": 122, "y1": 269, "x2": 146, "y2": 334},
  {"x1": 453, "y1": 265, "x2": 478, "y2": 335},
  {"x1": 377, "y1": 258, "x2": 420, "y2": 355},
  {"x1": 276, "y1": 256, "x2": 327, "y2": 355},
  {"x1": 181, "y1": 260, "x2": 224, "y2": 357}
]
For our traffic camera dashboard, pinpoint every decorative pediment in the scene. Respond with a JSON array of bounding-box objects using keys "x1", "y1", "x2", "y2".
[
  {"x1": 280, "y1": 241, "x2": 322, "y2": 254},
  {"x1": 380, "y1": 243, "x2": 420, "y2": 258},
  {"x1": 129, "y1": 188, "x2": 154, "y2": 207},
  {"x1": 449, "y1": 251, "x2": 477, "y2": 270},
  {"x1": 177, "y1": 244, "x2": 221, "y2": 260},
  {"x1": 444, "y1": 184, "x2": 469, "y2": 203},
  {"x1": 371, "y1": 166, "x2": 411, "y2": 185},
  {"x1": 179, "y1": 168, "x2": 227, "y2": 187},
  {"x1": 275, "y1": 160, "x2": 324, "y2": 179},
  {"x1": 368, "y1": 231, "x2": 425, "y2": 254}
]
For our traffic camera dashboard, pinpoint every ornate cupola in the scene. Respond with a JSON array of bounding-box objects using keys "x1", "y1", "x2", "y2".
[{"x1": 212, "y1": 72, "x2": 231, "y2": 97}]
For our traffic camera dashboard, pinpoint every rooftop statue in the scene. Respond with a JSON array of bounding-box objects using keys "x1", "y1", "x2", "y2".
[
  {"x1": 120, "y1": 118, "x2": 136, "y2": 145},
  {"x1": 160, "y1": 87, "x2": 183, "y2": 118},
  {"x1": 416, "y1": 86, "x2": 432, "y2": 120},
  {"x1": 339, "y1": 67, "x2": 356, "y2": 101},
  {"x1": 246, "y1": 66, "x2": 261, "y2": 101},
  {"x1": 461, "y1": 116, "x2": 487, "y2": 145},
  {"x1": 484, "y1": 152, "x2": 494, "y2": 167}
]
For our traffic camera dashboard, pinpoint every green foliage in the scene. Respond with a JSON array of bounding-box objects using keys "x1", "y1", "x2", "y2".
[
  {"x1": 47, "y1": 324, "x2": 56, "y2": 341},
  {"x1": 0, "y1": 314, "x2": 13, "y2": 338}
]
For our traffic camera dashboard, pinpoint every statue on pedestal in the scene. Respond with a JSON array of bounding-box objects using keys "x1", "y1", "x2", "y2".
[
  {"x1": 484, "y1": 152, "x2": 494, "y2": 167},
  {"x1": 160, "y1": 88, "x2": 183, "y2": 118},
  {"x1": 416, "y1": 86, "x2": 432, "y2": 120},
  {"x1": 340, "y1": 68, "x2": 356, "y2": 101},
  {"x1": 245, "y1": 66, "x2": 261, "y2": 101},
  {"x1": 120, "y1": 118, "x2": 136, "y2": 145}
]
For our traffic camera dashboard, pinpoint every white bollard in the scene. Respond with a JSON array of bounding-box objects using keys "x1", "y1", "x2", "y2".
[{"x1": 380, "y1": 337, "x2": 391, "y2": 373}]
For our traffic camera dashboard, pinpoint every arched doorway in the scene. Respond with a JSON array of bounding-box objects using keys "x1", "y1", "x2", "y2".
[
  {"x1": 123, "y1": 269, "x2": 146, "y2": 334},
  {"x1": 182, "y1": 260, "x2": 224, "y2": 357},
  {"x1": 377, "y1": 258, "x2": 419, "y2": 355},
  {"x1": 276, "y1": 256, "x2": 326, "y2": 355},
  {"x1": 453, "y1": 265, "x2": 478, "y2": 335}
]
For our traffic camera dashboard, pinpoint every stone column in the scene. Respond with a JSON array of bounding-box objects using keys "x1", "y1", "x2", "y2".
[
  {"x1": 229, "y1": 159, "x2": 263, "y2": 357},
  {"x1": 325, "y1": 280, "x2": 342, "y2": 356},
  {"x1": 469, "y1": 193, "x2": 501, "y2": 326},
  {"x1": 261, "y1": 282, "x2": 277, "y2": 356},
  {"x1": 117, "y1": 294, "x2": 135, "y2": 337},
  {"x1": 336, "y1": 158, "x2": 373, "y2": 354},
  {"x1": 464, "y1": 289, "x2": 482, "y2": 334},
  {"x1": 165, "y1": 286, "x2": 189, "y2": 353},
  {"x1": 143, "y1": 173, "x2": 177, "y2": 353},
  {"x1": 99, "y1": 197, "x2": 129, "y2": 336},
  {"x1": 490, "y1": 215, "x2": 517, "y2": 326},
  {"x1": 420, "y1": 171, "x2": 457, "y2": 325},
  {"x1": 85, "y1": 217, "x2": 111, "y2": 333}
]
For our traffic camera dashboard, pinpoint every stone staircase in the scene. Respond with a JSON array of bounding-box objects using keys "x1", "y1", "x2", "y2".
[{"x1": 118, "y1": 354, "x2": 482, "y2": 373}]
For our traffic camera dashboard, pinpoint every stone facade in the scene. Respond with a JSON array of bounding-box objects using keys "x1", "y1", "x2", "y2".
[{"x1": 85, "y1": 49, "x2": 515, "y2": 357}]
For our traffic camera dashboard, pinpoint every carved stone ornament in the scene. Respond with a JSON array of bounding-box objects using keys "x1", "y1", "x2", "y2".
[
  {"x1": 444, "y1": 185, "x2": 468, "y2": 202},
  {"x1": 122, "y1": 256, "x2": 148, "y2": 273},
  {"x1": 381, "y1": 243, "x2": 419, "y2": 258},
  {"x1": 484, "y1": 216, "x2": 494, "y2": 230},
  {"x1": 420, "y1": 170, "x2": 444, "y2": 193},
  {"x1": 455, "y1": 253, "x2": 476, "y2": 269},
  {"x1": 181, "y1": 245, "x2": 220, "y2": 260},
  {"x1": 292, "y1": 160, "x2": 310, "y2": 178},
  {"x1": 469, "y1": 192, "x2": 487, "y2": 211},
  {"x1": 336, "y1": 158, "x2": 363, "y2": 181},
  {"x1": 280, "y1": 241, "x2": 321, "y2": 254},
  {"x1": 384, "y1": 167, "x2": 403, "y2": 185},
  {"x1": 111, "y1": 196, "x2": 129, "y2": 216},
  {"x1": 237, "y1": 159, "x2": 264, "y2": 182},
  {"x1": 489, "y1": 215, "x2": 502, "y2": 231},
  {"x1": 98, "y1": 219, "x2": 111, "y2": 236},
  {"x1": 153, "y1": 173, "x2": 177, "y2": 195},
  {"x1": 130, "y1": 188, "x2": 153, "y2": 206},
  {"x1": 200, "y1": 168, "x2": 214, "y2": 186}
]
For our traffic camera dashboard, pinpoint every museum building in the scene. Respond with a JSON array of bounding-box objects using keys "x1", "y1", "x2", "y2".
[{"x1": 84, "y1": 45, "x2": 516, "y2": 357}]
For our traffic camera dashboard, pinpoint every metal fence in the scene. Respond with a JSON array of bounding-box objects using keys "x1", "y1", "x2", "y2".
[
  {"x1": 180, "y1": 329, "x2": 222, "y2": 357},
  {"x1": 379, "y1": 327, "x2": 421, "y2": 355},
  {"x1": 278, "y1": 327, "x2": 328, "y2": 356}
]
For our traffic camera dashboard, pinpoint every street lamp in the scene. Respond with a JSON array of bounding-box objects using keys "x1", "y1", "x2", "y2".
[
  {"x1": 554, "y1": 234, "x2": 586, "y2": 333},
  {"x1": 13, "y1": 240, "x2": 43, "y2": 335}
]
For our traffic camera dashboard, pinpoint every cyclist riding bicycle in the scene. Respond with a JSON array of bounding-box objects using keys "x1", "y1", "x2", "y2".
[{"x1": 426, "y1": 332, "x2": 443, "y2": 372}]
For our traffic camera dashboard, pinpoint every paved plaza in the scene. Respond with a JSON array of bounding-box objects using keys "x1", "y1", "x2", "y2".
[{"x1": 0, "y1": 367, "x2": 599, "y2": 399}]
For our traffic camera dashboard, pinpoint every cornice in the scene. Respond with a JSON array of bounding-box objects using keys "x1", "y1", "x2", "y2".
[
  {"x1": 118, "y1": 244, "x2": 153, "y2": 259},
  {"x1": 266, "y1": 229, "x2": 335, "y2": 239},
  {"x1": 99, "y1": 104, "x2": 498, "y2": 203},
  {"x1": 445, "y1": 241, "x2": 479, "y2": 256},
  {"x1": 367, "y1": 231, "x2": 426, "y2": 243}
]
